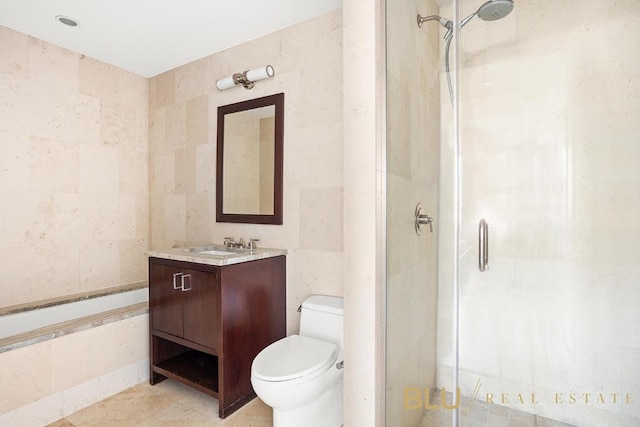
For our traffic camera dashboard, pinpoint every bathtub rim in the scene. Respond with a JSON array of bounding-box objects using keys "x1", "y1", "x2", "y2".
[
  {"x1": 0, "y1": 282, "x2": 149, "y2": 353},
  {"x1": 0, "y1": 302, "x2": 148, "y2": 353},
  {"x1": 0, "y1": 281, "x2": 147, "y2": 317}
]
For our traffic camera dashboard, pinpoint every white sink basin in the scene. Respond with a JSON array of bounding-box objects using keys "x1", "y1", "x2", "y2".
[{"x1": 198, "y1": 249, "x2": 236, "y2": 256}]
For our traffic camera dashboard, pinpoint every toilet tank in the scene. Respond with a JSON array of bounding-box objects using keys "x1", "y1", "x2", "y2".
[{"x1": 299, "y1": 295, "x2": 344, "y2": 349}]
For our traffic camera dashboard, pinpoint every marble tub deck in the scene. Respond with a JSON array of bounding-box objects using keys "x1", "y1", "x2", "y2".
[{"x1": 0, "y1": 282, "x2": 148, "y2": 353}]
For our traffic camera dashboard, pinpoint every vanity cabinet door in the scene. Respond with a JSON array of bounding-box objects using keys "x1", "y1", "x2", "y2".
[
  {"x1": 182, "y1": 268, "x2": 221, "y2": 350},
  {"x1": 149, "y1": 262, "x2": 184, "y2": 338}
]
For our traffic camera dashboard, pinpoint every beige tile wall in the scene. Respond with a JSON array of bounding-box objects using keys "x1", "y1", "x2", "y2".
[
  {"x1": 342, "y1": 0, "x2": 386, "y2": 424},
  {"x1": 0, "y1": 26, "x2": 149, "y2": 308},
  {"x1": 0, "y1": 8, "x2": 384, "y2": 424},
  {"x1": 148, "y1": 10, "x2": 344, "y2": 334},
  {"x1": 0, "y1": 314, "x2": 149, "y2": 424},
  {"x1": 385, "y1": 0, "x2": 441, "y2": 425}
]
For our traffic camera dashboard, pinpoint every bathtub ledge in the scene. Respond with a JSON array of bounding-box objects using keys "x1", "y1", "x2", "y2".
[
  {"x1": 0, "y1": 281, "x2": 148, "y2": 317},
  {"x1": 0, "y1": 302, "x2": 148, "y2": 353}
]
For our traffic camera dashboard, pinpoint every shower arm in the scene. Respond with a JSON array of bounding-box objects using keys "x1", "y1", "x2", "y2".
[
  {"x1": 417, "y1": 14, "x2": 452, "y2": 30},
  {"x1": 461, "y1": 13, "x2": 477, "y2": 28},
  {"x1": 417, "y1": 12, "x2": 476, "y2": 41},
  {"x1": 444, "y1": 13, "x2": 477, "y2": 41}
]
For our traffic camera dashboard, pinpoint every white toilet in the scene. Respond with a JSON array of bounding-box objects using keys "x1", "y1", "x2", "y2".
[{"x1": 251, "y1": 295, "x2": 344, "y2": 427}]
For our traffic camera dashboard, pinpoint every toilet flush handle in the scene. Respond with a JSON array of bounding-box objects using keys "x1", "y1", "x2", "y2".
[{"x1": 336, "y1": 361, "x2": 344, "y2": 369}]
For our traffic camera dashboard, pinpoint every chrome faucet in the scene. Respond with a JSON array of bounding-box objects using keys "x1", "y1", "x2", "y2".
[
  {"x1": 223, "y1": 237, "x2": 260, "y2": 249},
  {"x1": 247, "y1": 238, "x2": 259, "y2": 250}
]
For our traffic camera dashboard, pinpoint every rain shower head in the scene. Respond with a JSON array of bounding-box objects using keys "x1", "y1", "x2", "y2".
[
  {"x1": 476, "y1": 0, "x2": 514, "y2": 22},
  {"x1": 416, "y1": 0, "x2": 515, "y2": 104},
  {"x1": 419, "y1": 0, "x2": 514, "y2": 39},
  {"x1": 460, "y1": 0, "x2": 514, "y2": 29}
]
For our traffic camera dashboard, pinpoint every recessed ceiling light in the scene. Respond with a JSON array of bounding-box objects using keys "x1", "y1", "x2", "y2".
[{"x1": 55, "y1": 15, "x2": 79, "y2": 27}]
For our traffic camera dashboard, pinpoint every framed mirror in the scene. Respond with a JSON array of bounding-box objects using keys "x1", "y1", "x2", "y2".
[{"x1": 216, "y1": 93, "x2": 284, "y2": 224}]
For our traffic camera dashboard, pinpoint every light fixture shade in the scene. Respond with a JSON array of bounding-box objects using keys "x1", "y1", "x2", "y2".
[
  {"x1": 216, "y1": 76, "x2": 236, "y2": 90},
  {"x1": 216, "y1": 65, "x2": 274, "y2": 90},
  {"x1": 245, "y1": 65, "x2": 274, "y2": 82}
]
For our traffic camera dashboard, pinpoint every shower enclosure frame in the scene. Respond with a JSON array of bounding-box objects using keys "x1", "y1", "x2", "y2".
[{"x1": 385, "y1": 0, "x2": 640, "y2": 426}]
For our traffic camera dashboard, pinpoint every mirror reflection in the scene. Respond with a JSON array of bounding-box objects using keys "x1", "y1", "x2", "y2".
[{"x1": 223, "y1": 106, "x2": 275, "y2": 215}]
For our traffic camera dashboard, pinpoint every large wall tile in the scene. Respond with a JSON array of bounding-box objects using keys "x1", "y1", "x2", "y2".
[
  {"x1": 299, "y1": 187, "x2": 343, "y2": 252},
  {"x1": 79, "y1": 56, "x2": 119, "y2": 104},
  {"x1": 78, "y1": 144, "x2": 120, "y2": 194},
  {"x1": 148, "y1": 10, "x2": 345, "y2": 329},
  {"x1": 0, "y1": 132, "x2": 29, "y2": 191},
  {"x1": 186, "y1": 96, "x2": 209, "y2": 146},
  {"x1": 28, "y1": 37, "x2": 78, "y2": 92},
  {"x1": 386, "y1": 4, "x2": 440, "y2": 424},
  {"x1": 100, "y1": 102, "x2": 137, "y2": 147},
  {"x1": 0, "y1": 26, "x2": 29, "y2": 76},
  {"x1": 0, "y1": 247, "x2": 32, "y2": 306},
  {"x1": 0, "y1": 340, "x2": 53, "y2": 414},
  {"x1": 150, "y1": 70, "x2": 176, "y2": 110},
  {"x1": 50, "y1": 315, "x2": 148, "y2": 392},
  {"x1": 119, "y1": 238, "x2": 148, "y2": 284},
  {"x1": 29, "y1": 136, "x2": 78, "y2": 193},
  {"x1": 0, "y1": 26, "x2": 149, "y2": 307},
  {"x1": 79, "y1": 241, "x2": 120, "y2": 290},
  {"x1": 29, "y1": 244, "x2": 81, "y2": 299},
  {"x1": 0, "y1": 192, "x2": 56, "y2": 248}
]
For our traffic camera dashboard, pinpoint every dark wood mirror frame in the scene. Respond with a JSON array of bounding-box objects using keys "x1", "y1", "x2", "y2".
[{"x1": 216, "y1": 93, "x2": 284, "y2": 225}]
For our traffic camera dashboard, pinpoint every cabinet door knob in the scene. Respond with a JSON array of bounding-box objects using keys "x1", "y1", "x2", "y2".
[{"x1": 173, "y1": 272, "x2": 183, "y2": 290}]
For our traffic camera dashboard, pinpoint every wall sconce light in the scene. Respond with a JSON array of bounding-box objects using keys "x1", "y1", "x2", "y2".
[{"x1": 216, "y1": 65, "x2": 275, "y2": 90}]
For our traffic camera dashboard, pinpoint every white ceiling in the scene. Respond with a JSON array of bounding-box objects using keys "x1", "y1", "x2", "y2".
[{"x1": 0, "y1": 0, "x2": 343, "y2": 77}]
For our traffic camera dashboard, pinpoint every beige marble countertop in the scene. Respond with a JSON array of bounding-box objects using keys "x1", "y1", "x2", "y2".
[{"x1": 146, "y1": 245, "x2": 287, "y2": 266}]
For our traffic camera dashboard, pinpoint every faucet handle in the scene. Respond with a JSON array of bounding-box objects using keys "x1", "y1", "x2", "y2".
[
  {"x1": 224, "y1": 237, "x2": 235, "y2": 247},
  {"x1": 248, "y1": 238, "x2": 260, "y2": 250}
]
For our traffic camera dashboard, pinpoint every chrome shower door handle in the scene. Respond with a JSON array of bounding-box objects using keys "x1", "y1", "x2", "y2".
[{"x1": 479, "y1": 219, "x2": 489, "y2": 272}]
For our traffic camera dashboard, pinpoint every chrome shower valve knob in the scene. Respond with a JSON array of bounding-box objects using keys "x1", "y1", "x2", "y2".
[{"x1": 415, "y1": 203, "x2": 434, "y2": 235}]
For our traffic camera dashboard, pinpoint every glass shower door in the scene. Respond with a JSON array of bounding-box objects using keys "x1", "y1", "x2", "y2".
[
  {"x1": 454, "y1": 1, "x2": 640, "y2": 426},
  {"x1": 386, "y1": 1, "x2": 640, "y2": 426}
]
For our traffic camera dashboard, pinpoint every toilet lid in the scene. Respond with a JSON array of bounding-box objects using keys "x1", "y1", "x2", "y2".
[{"x1": 252, "y1": 335, "x2": 338, "y2": 382}]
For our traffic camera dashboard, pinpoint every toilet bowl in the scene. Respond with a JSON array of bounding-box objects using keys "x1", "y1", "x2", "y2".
[{"x1": 251, "y1": 295, "x2": 344, "y2": 427}]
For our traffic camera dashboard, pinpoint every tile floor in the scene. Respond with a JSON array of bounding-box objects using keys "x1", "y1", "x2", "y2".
[
  {"x1": 45, "y1": 381, "x2": 577, "y2": 427},
  {"x1": 47, "y1": 379, "x2": 272, "y2": 427},
  {"x1": 418, "y1": 391, "x2": 575, "y2": 427}
]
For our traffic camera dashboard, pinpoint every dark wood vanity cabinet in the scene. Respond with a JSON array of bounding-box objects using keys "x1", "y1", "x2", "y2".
[{"x1": 148, "y1": 255, "x2": 286, "y2": 418}]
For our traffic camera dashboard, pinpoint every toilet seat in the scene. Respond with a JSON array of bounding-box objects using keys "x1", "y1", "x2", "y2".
[{"x1": 252, "y1": 335, "x2": 338, "y2": 382}]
